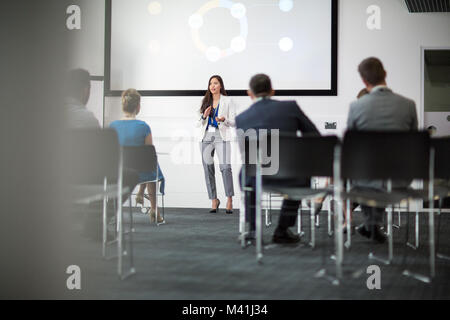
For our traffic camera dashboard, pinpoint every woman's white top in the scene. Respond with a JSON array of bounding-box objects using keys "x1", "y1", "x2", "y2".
[{"x1": 195, "y1": 94, "x2": 237, "y2": 142}]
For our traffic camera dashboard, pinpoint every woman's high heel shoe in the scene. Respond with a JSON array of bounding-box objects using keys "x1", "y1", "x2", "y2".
[
  {"x1": 209, "y1": 199, "x2": 220, "y2": 213},
  {"x1": 225, "y1": 201, "x2": 233, "y2": 214},
  {"x1": 149, "y1": 209, "x2": 165, "y2": 224},
  {"x1": 135, "y1": 194, "x2": 144, "y2": 205}
]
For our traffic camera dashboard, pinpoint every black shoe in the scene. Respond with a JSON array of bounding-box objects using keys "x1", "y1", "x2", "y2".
[
  {"x1": 225, "y1": 209, "x2": 233, "y2": 214},
  {"x1": 372, "y1": 227, "x2": 387, "y2": 244},
  {"x1": 209, "y1": 199, "x2": 220, "y2": 213},
  {"x1": 356, "y1": 223, "x2": 371, "y2": 238},
  {"x1": 357, "y1": 224, "x2": 386, "y2": 244},
  {"x1": 272, "y1": 228, "x2": 300, "y2": 244},
  {"x1": 343, "y1": 225, "x2": 355, "y2": 235}
]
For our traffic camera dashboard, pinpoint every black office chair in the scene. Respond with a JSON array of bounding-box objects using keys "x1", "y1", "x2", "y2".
[
  {"x1": 66, "y1": 128, "x2": 135, "y2": 280},
  {"x1": 240, "y1": 132, "x2": 338, "y2": 264},
  {"x1": 337, "y1": 130, "x2": 434, "y2": 282},
  {"x1": 265, "y1": 134, "x2": 338, "y2": 249},
  {"x1": 123, "y1": 145, "x2": 165, "y2": 225}
]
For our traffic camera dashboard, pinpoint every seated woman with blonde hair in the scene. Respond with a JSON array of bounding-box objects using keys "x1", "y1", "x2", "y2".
[{"x1": 110, "y1": 88, "x2": 165, "y2": 223}]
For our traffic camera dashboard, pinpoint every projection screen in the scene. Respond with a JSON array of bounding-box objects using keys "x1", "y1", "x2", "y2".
[{"x1": 107, "y1": 0, "x2": 337, "y2": 95}]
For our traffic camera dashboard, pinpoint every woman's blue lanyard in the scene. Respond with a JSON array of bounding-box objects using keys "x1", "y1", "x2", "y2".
[{"x1": 206, "y1": 103, "x2": 220, "y2": 130}]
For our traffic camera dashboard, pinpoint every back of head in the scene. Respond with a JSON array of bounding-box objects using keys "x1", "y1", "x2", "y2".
[
  {"x1": 65, "y1": 68, "x2": 90, "y2": 105},
  {"x1": 358, "y1": 57, "x2": 386, "y2": 86},
  {"x1": 122, "y1": 88, "x2": 141, "y2": 114},
  {"x1": 249, "y1": 73, "x2": 272, "y2": 97}
]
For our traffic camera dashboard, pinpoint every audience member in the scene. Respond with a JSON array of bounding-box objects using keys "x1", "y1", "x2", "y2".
[
  {"x1": 65, "y1": 69, "x2": 139, "y2": 240},
  {"x1": 346, "y1": 57, "x2": 418, "y2": 243},
  {"x1": 64, "y1": 68, "x2": 100, "y2": 128},
  {"x1": 110, "y1": 89, "x2": 165, "y2": 223},
  {"x1": 235, "y1": 74, "x2": 320, "y2": 244}
]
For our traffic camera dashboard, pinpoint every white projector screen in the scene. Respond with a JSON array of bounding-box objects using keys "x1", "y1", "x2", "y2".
[{"x1": 107, "y1": 0, "x2": 337, "y2": 95}]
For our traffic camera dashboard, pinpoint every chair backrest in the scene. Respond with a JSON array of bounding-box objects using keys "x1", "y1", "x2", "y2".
[
  {"x1": 275, "y1": 134, "x2": 339, "y2": 180},
  {"x1": 241, "y1": 130, "x2": 274, "y2": 178},
  {"x1": 123, "y1": 145, "x2": 157, "y2": 173},
  {"x1": 341, "y1": 130, "x2": 430, "y2": 181},
  {"x1": 65, "y1": 128, "x2": 120, "y2": 185},
  {"x1": 432, "y1": 136, "x2": 450, "y2": 179},
  {"x1": 241, "y1": 132, "x2": 338, "y2": 180}
]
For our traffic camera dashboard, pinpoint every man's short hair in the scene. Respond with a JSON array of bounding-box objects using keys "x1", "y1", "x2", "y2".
[
  {"x1": 358, "y1": 57, "x2": 386, "y2": 86},
  {"x1": 249, "y1": 73, "x2": 272, "y2": 97},
  {"x1": 65, "y1": 68, "x2": 90, "y2": 102}
]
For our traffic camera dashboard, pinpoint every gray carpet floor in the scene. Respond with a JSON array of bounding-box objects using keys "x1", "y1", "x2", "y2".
[{"x1": 72, "y1": 207, "x2": 450, "y2": 300}]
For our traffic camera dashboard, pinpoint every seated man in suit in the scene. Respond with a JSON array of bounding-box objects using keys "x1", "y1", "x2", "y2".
[
  {"x1": 347, "y1": 57, "x2": 418, "y2": 243},
  {"x1": 65, "y1": 68, "x2": 139, "y2": 240},
  {"x1": 65, "y1": 68, "x2": 101, "y2": 129},
  {"x1": 235, "y1": 74, "x2": 320, "y2": 244}
]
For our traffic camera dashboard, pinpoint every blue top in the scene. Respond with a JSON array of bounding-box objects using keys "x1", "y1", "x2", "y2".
[
  {"x1": 109, "y1": 120, "x2": 150, "y2": 146},
  {"x1": 206, "y1": 105, "x2": 219, "y2": 130},
  {"x1": 110, "y1": 119, "x2": 165, "y2": 194}
]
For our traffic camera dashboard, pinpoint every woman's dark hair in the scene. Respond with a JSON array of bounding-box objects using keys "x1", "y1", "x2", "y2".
[
  {"x1": 357, "y1": 88, "x2": 369, "y2": 99},
  {"x1": 199, "y1": 75, "x2": 227, "y2": 114}
]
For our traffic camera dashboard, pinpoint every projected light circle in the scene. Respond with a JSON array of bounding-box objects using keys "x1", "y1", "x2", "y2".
[
  {"x1": 230, "y1": 36, "x2": 246, "y2": 52},
  {"x1": 279, "y1": 0, "x2": 294, "y2": 12},
  {"x1": 230, "y1": 3, "x2": 246, "y2": 19},
  {"x1": 189, "y1": 0, "x2": 248, "y2": 62},
  {"x1": 188, "y1": 13, "x2": 203, "y2": 29},
  {"x1": 279, "y1": 37, "x2": 293, "y2": 52},
  {"x1": 147, "y1": 1, "x2": 162, "y2": 15},
  {"x1": 147, "y1": 40, "x2": 161, "y2": 54}
]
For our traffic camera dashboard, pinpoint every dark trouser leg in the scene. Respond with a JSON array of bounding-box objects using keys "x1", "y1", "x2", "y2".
[
  {"x1": 361, "y1": 205, "x2": 384, "y2": 230},
  {"x1": 246, "y1": 189, "x2": 256, "y2": 232},
  {"x1": 275, "y1": 199, "x2": 301, "y2": 234}
]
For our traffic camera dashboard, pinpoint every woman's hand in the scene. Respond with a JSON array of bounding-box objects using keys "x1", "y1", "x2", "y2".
[
  {"x1": 215, "y1": 116, "x2": 225, "y2": 122},
  {"x1": 203, "y1": 106, "x2": 212, "y2": 118}
]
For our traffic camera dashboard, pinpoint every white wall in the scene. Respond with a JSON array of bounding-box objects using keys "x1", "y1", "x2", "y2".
[{"x1": 73, "y1": 0, "x2": 450, "y2": 208}]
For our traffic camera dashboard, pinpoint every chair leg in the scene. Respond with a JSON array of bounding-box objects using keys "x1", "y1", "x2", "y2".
[
  {"x1": 436, "y1": 198, "x2": 450, "y2": 260},
  {"x1": 128, "y1": 197, "x2": 135, "y2": 274},
  {"x1": 393, "y1": 205, "x2": 401, "y2": 229},
  {"x1": 328, "y1": 197, "x2": 333, "y2": 237},
  {"x1": 344, "y1": 199, "x2": 351, "y2": 249},
  {"x1": 388, "y1": 206, "x2": 393, "y2": 263},
  {"x1": 255, "y1": 159, "x2": 265, "y2": 262},
  {"x1": 265, "y1": 208, "x2": 271, "y2": 227},
  {"x1": 335, "y1": 199, "x2": 344, "y2": 280},
  {"x1": 309, "y1": 199, "x2": 315, "y2": 248},
  {"x1": 162, "y1": 194, "x2": 165, "y2": 220},
  {"x1": 102, "y1": 178, "x2": 108, "y2": 258},
  {"x1": 407, "y1": 204, "x2": 419, "y2": 250},
  {"x1": 256, "y1": 187, "x2": 263, "y2": 263},
  {"x1": 117, "y1": 195, "x2": 123, "y2": 278},
  {"x1": 403, "y1": 197, "x2": 436, "y2": 283},
  {"x1": 240, "y1": 191, "x2": 247, "y2": 248},
  {"x1": 297, "y1": 207, "x2": 304, "y2": 237}
]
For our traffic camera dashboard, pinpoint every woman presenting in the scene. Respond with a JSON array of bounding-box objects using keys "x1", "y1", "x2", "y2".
[{"x1": 197, "y1": 75, "x2": 237, "y2": 214}]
